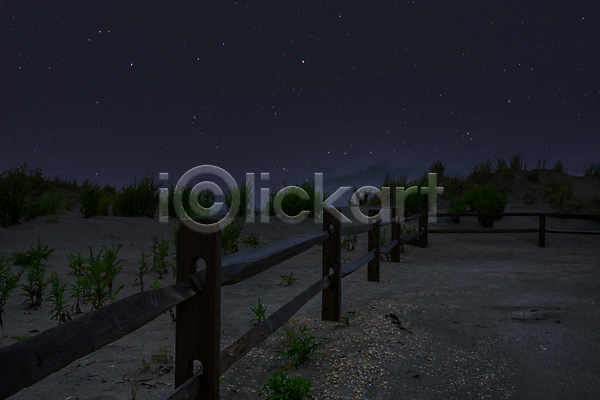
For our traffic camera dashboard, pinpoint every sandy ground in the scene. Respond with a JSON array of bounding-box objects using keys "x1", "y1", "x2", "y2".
[{"x1": 1, "y1": 201, "x2": 599, "y2": 399}]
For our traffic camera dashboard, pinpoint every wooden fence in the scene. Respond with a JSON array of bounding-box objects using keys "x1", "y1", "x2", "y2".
[
  {"x1": 421, "y1": 212, "x2": 600, "y2": 247},
  {"x1": 0, "y1": 208, "x2": 422, "y2": 400}
]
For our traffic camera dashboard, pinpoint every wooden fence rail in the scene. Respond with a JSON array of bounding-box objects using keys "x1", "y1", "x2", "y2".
[
  {"x1": 426, "y1": 212, "x2": 600, "y2": 247},
  {"x1": 0, "y1": 208, "x2": 421, "y2": 400}
]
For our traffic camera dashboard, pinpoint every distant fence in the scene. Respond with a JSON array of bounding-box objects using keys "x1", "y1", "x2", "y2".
[
  {"x1": 421, "y1": 212, "x2": 600, "y2": 247},
  {"x1": 0, "y1": 208, "x2": 422, "y2": 400}
]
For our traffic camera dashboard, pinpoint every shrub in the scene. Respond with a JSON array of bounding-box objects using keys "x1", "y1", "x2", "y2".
[
  {"x1": 552, "y1": 159, "x2": 566, "y2": 173},
  {"x1": 509, "y1": 153, "x2": 526, "y2": 170},
  {"x1": 266, "y1": 181, "x2": 325, "y2": 219},
  {"x1": 224, "y1": 182, "x2": 254, "y2": 218},
  {"x1": 462, "y1": 184, "x2": 508, "y2": 228},
  {"x1": 446, "y1": 196, "x2": 466, "y2": 223},
  {"x1": 97, "y1": 195, "x2": 113, "y2": 216},
  {"x1": 0, "y1": 164, "x2": 33, "y2": 227},
  {"x1": 584, "y1": 163, "x2": 600, "y2": 177},
  {"x1": 79, "y1": 180, "x2": 102, "y2": 218},
  {"x1": 112, "y1": 175, "x2": 159, "y2": 218},
  {"x1": 222, "y1": 218, "x2": 244, "y2": 255},
  {"x1": 22, "y1": 191, "x2": 63, "y2": 221},
  {"x1": 429, "y1": 160, "x2": 445, "y2": 175},
  {"x1": 468, "y1": 160, "x2": 494, "y2": 184},
  {"x1": 535, "y1": 158, "x2": 547, "y2": 170}
]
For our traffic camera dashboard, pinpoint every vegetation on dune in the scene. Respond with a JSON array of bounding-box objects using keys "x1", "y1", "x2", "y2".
[{"x1": 0, "y1": 155, "x2": 598, "y2": 227}]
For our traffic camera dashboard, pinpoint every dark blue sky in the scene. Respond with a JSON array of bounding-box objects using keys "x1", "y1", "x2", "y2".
[{"x1": 2, "y1": 1, "x2": 599, "y2": 196}]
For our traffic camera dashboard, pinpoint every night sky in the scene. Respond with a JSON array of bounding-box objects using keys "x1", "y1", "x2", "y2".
[{"x1": 2, "y1": 1, "x2": 599, "y2": 197}]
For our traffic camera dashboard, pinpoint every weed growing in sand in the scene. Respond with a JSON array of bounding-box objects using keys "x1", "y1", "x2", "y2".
[
  {"x1": 99, "y1": 244, "x2": 124, "y2": 295},
  {"x1": 136, "y1": 250, "x2": 150, "y2": 291},
  {"x1": 150, "y1": 280, "x2": 162, "y2": 290},
  {"x1": 252, "y1": 369, "x2": 313, "y2": 400},
  {"x1": 278, "y1": 272, "x2": 298, "y2": 286},
  {"x1": 11, "y1": 234, "x2": 55, "y2": 266},
  {"x1": 250, "y1": 297, "x2": 267, "y2": 325},
  {"x1": 241, "y1": 233, "x2": 264, "y2": 248},
  {"x1": 0, "y1": 253, "x2": 23, "y2": 329},
  {"x1": 66, "y1": 251, "x2": 85, "y2": 275},
  {"x1": 70, "y1": 245, "x2": 125, "y2": 311},
  {"x1": 334, "y1": 314, "x2": 352, "y2": 330},
  {"x1": 150, "y1": 235, "x2": 171, "y2": 279},
  {"x1": 140, "y1": 344, "x2": 171, "y2": 372},
  {"x1": 342, "y1": 256, "x2": 351, "y2": 264},
  {"x1": 274, "y1": 322, "x2": 324, "y2": 369},
  {"x1": 379, "y1": 228, "x2": 391, "y2": 261},
  {"x1": 47, "y1": 272, "x2": 71, "y2": 324},
  {"x1": 70, "y1": 279, "x2": 85, "y2": 314},
  {"x1": 21, "y1": 258, "x2": 48, "y2": 309},
  {"x1": 222, "y1": 218, "x2": 244, "y2": 255},
  {"x1": 342, "y1": 234, "x2": 357, "y2": 250}
]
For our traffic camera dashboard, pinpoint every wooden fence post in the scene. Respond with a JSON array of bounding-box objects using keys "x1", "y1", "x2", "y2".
[
  {"x1": 368, "y1": 209, "x2": 381, "y2": 282},
  {"x1": 175, "y1": 219, "x2": 221, "y2": 399},
  {"x1": 539, "y1": 214, "x2": 546, "y2": 248},
  {"x1": 322, "y1": 208, "x2": 342, "y2": 322},
  {"x1": 390, "y1": 190, "x2": 400, "y2": 263},
  {"x1": 418, "y1": 205, "x2": 428, "y2": 248}
]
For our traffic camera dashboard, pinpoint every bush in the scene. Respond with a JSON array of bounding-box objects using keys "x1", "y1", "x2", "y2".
[
  {"x1": 446, "y1": 196, "x2": 466, "y2": 223},
  {"x1": 225, "y1": 182, "x2": 254, "y2": 218},
  {"x1": 468, "y1": 160, "x2": 494, "y2": 184},
  {"x1": 79, "y1": 180, "x2": 102, "y2": 218},
  {"x1": 266, "y1": 181, "x2": 325, "y2": 219},
  {"x1": 552, "y1": 159, "x2": 566, "y2": 173},
  {"x1": 462, "y1": 184, "x2": 508, "y2": 228},
  {"x1": 0, "y1": 164, "x2": 33, "y2": 227},
  {"x1": 23, "y1": 191, "x2": 63, "y2": 221},
  {"x1": 584, "y1": 163, "x2": 600, "y2": 177},
  {"x1": 112, "y1": 176, "x2": 159, "y2": 218},
  {"x1": 429, "y1": 160, "x2": 445, "y2": 175},
  {"x1": 509, "y1": 153, "x2": 526, "y2": 171}
]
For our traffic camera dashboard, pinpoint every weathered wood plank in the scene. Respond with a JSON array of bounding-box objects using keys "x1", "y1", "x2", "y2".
[
  {"x1": 217, "y1": 230, "x2": 330, "y2": 285},
  {"x1": 380, "y1": 239, "x2": 398, "y2": 254},
  {"x1": 428, "y1": 228, "x2": 539, "y2": 234},
  {"x1": 437, "y1": 212, "x2": 541, "y2": 217},
  {"x1": 0, "y1": 282, "x2": 196, "y2": 399},
  {"x1": 399, "y1": 231, "x2": 422, "y2": 242},
  {"x1": 341, "y1": 251, "x2": 376, "y2": 278},
  {"x1": 545, "y1": 229, "x2": 600, "y2": 235},
  {"x1": 545, "y1": 213, "x2": 600, "y2": 220},
  {"x1": 340, "y1": 223, "x2": 372, "y2": 236}
]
